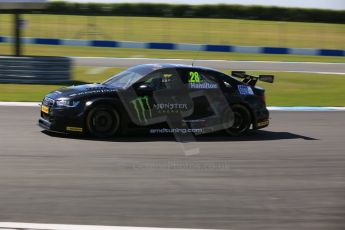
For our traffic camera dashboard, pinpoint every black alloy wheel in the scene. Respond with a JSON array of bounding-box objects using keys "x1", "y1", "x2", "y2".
[
  {"x1": 86, "y1": 105, "x2": 120, "y2": 138},
  {"x1": 225, "y1": 104, "x2": 252, "y2": 136}
]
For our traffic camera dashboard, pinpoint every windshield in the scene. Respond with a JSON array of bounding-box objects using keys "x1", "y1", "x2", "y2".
[{"x1": 102, "y1": 70, "x2": 144, "y2": 89}]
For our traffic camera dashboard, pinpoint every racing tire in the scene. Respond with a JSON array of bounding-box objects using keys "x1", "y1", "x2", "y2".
[
  {"x1": 86, "y1": 105, "x2": 121, "y2": 138},
  {"x1": 225, "y1": 104, "x2": 252, "y2": 136}
]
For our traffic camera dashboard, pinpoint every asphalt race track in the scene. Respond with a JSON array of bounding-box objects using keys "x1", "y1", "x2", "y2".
[
  {"x1": 0, "y1": 106, "x2": 344, "y2": 230},
  {"x1": 72, "y1": 57, "x2": 345, "y2": 74}
]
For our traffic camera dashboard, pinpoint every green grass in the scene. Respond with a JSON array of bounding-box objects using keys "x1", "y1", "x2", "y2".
[
  {"x1": 253, "y1": 72, "x2": 345, "y2": 106},
  {"x1": 0, "y1": 14, "x2": 345, "y2": 49},
  {"x1": 1, "y1": 44, "x2": 345, "y2": 63},
  {"x1": 0, "y1": 84, "x2": 64, "y2": 102},
  {"x1": 0, "y1": 67, "x2": 344, "y2": 106},
  {"x1": 0, "y1": 67, "x2": 122, "y2": 102}
]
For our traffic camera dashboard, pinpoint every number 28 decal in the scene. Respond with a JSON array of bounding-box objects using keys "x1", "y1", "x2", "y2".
[{"x1": 189, "y1": 72, "x2": 201, "y2": 83}]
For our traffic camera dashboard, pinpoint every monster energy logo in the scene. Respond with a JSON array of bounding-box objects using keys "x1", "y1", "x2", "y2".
[{"x1": 130, "y1": 96, "x2": 152, "y2": 123}]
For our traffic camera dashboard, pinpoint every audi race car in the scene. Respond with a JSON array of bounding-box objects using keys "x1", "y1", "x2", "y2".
[{"x1": 39, "y1": 64, "x2": 274, "y2": 138}]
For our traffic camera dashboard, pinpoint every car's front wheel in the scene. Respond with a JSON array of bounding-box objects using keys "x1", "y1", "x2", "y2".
[
  {"x1": 225, "y1": 104, "x2": 252, "y2": 136},
  {"x1": 86, "y1": 105, "x2": 120, "y2": 138}
]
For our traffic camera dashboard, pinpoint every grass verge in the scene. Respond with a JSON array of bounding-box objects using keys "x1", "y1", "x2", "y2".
[{"x1": 0, "y1": 14, "x2": 344, "y2": 49}]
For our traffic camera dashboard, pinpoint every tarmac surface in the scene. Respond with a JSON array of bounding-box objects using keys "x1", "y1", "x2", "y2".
[
  {"x1": 0, "y1": 106, "x2": 344, "y2": 230},
  {"x1": 72, "y1": 57, "x2": 345, "y2": 74}
]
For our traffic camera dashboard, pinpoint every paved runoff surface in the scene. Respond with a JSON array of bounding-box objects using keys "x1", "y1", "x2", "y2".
[
  {"x1": 0, "y1": 106, "x2": 344, "y2": 230},
  {"x1": 72, "y1": 58, "x2": 345, "y2": 74}
]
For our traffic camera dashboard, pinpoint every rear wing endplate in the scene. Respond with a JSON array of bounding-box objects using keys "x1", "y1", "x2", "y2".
[{"x1": 232, "y1": 71, "x2": 274, "y2": 86}]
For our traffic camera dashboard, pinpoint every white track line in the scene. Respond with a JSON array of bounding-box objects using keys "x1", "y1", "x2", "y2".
[
  {"x1": 1, "y1": 102, "x2": 345, "y2": 111},
  {"x1": 268, "y1": 106, "x2": 345, "y2": 111},
  {"x1": 0, "y1": 102, "x2": 40, "y2": 107},
  {"x1": 0, "y1": 222, "x2": 217, "y2": 230}
]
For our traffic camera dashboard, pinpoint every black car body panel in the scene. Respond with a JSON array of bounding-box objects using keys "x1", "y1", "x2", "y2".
[{"x1": 38, "y1": 64, "x2": 271, "y2": 136}]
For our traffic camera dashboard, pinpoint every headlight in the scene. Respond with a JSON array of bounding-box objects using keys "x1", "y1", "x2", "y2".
[{"x1": 55, "y1": 98, "x2": 80, "y2": 108}]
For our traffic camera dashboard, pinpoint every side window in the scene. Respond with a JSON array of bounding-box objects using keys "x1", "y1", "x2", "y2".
[
  {"x1": 200, "y1": 71, "x2": 219, "y2": 85},
  {"x1": 144, "y1": 71, "x2": 164, "y2": 90},
  {"x1": 217, "y1": 72, "x2": 235, "y2": 88},
  {"x1": 203, "y1": 70, "x2": 234, "y2": 89},
  {"x1": 144, "y1": 69, "x2": 180, "y2": 90},
  {"x1": 162, "y1": 70, "x2": 180, "y2": 89}
]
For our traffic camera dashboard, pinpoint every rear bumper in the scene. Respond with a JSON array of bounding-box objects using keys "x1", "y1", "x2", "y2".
[
  {"x1": 253, "y1": 107, "x2": 270, "y2": 130},
  {"x1": 255, "y1": 119, "x2": 270, "y2": 129}
]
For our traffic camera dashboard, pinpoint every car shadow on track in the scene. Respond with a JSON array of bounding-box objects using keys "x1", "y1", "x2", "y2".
[{"x1": 42, "y1": 130, "x2": 317, "y2": 142}]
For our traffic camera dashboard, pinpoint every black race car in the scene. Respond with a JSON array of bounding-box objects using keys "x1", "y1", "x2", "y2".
[{"x1": 39, "y1": 64, "x2": 273, "y2": 138}]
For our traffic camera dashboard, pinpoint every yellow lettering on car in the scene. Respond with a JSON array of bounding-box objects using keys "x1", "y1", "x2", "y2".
[
  {"x1": 41, "y1": 105, "x2": 49, "y2": 114},
  {"x1": 257, "y1": 120, "x2": 269, "y2": 127},
  {"x1": 66, "y1": 127, "x2": 83, "y2": 132}
]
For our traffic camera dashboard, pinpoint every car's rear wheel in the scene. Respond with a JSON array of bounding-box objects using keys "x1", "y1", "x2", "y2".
[
  {"x1": 86, "y1": 105, "x2": 120, "y2": 138},
  {"x1": 225, "y1": 104, "x2": 252, "y2": 136}
]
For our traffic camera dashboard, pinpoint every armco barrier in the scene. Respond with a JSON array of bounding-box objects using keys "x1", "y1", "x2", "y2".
[
  {"x1": 0, "y1": 56, "x2": 71, "y2": 84},
  {"x1": 0, "y1": 36, "x2": 344, "y2": 57}
]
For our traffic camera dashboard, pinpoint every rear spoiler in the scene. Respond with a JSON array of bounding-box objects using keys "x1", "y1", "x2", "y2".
[{"x1": 232, "y1": 71, "x2": 274, "y2": 86}]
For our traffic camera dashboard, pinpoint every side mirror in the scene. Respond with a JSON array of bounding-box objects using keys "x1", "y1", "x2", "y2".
[
  {"x1": 136, "y1": 83, "x2": 154, "y2": 92},
  {"x1": 259, "y1": 75, "x2": 274, "y2": 83}
]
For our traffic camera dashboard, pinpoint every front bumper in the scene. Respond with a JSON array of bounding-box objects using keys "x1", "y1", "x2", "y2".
[
  {"x1": 38, "y1": 117, "x2": 67, "y2": 133},
  {"x1": 38, "y1": 117, "x2": 54, "y2": 130},
  {"x1": 38, "y1": 105, "x2": 85, "y2": 134}
]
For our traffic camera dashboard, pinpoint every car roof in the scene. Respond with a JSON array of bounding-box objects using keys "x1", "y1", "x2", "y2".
[{"x1": 129, "y1": 63, "x2": 220, "y2": 73}]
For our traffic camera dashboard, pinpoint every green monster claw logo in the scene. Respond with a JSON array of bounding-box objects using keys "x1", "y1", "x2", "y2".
[{"x1": 130, "y1": 96, "x2": 152, "y2": 123}]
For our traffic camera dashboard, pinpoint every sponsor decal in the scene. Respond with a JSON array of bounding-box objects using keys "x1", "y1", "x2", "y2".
[
  {"x1": 238, "y1": 85, "x2": 254, "y2": 95},
  {"x1": 150, "y1": 128, "x2": 203, "y2": 134},
  {"x1": 130, "y1": 97, "x2": 190, "y2": 123},
  {"x1": 73, "y1": 89, "x2": 118, "y2": 97},
  {"x1": 257, "y1": 120, "x2": 269, "y2": 127},
  {"x1": 189, "y1": 82, "x2": 218, "y2": 89},
  {"x1": 188, "y1": 71, "x2": 201, "y2": 83},
  {"x1": 41, "y1": 105, "x2": 49, "y2": 114},
  {"x1": 130, "y1": 96, "x2": 152, "y2": 123},
  {"x1": 66, "y1": 126, "x2": 83, "y2": 132},
  {"x1": 187, "y1": 71, "x2": 218, "y2": 89},
  {"x1": 153, "y1": 103, "x2": 188, "y2": 113}
]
